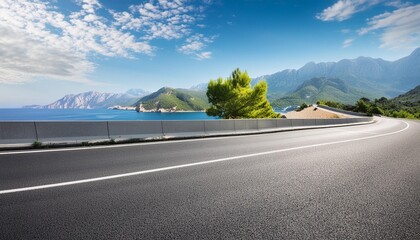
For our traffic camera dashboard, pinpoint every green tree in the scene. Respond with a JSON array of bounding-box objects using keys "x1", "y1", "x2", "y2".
[
  {"x1": 367, "y1": 104, "x2": 383, "y2": 115},
  {"x1": 206, "y1": 68, "x2": 279, "y2": 119},
  {"x1": 360, "y1": 97, "x2": 371, "y2": 103},
  {"x1": 297, "y1": 103, "x2": 308, "y2": 112},
  {"x1": 355, "y1": 99, "x2": 368, "y2": 113}
]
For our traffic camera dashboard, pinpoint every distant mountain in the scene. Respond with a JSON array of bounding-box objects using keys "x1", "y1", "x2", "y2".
[
  {"x1": 190, "y1": 82, "x2": 208, "y2": 91},
  {"x1": 133, "y1": 87, "x2": 209, "y2": 111},
  {"x1": 24, "y1": 89, "x2": 149, "y2": 109},
  {"x1": 379, "y1": 85, "x2": 420, "y2": 118},
  {"x1": 392, "y1": 85, "x2": 420, "y2": 103},
  {"x1": 253, "y1": 47, "x2": 420, "y2": 99},
  {"x1": 361, "y1": 85, "x2": 419, "y2": 118},
  {"x1": 271, "y1": 77, "x2": 375, "y2": 108}
]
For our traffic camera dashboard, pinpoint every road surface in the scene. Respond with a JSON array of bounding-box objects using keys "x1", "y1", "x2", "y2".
[{"x1": 0, "y1": 117, "x2": 419, "y2": 239}]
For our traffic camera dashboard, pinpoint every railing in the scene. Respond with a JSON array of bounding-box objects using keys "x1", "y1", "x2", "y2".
[
  {"x1": 0, "y1": 118, "x2": 373, "y2": 145},
  {"x1": 317, "y1": 105, "x2": 369, "y2": 117}
]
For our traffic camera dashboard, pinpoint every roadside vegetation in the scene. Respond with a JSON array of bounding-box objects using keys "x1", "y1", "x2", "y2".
[
  {"x1": 318, "y1": 94, "x2": 420, "y2": 119},
  {"x1": 296, "y1": 103, "x2": 309, "y2": 112},
  {"x1": 32, "y1": 141, "x2": 43, "y2": 148},
  {"x1": 206, "y1": 68, "x2": 280, "y2": 119}
]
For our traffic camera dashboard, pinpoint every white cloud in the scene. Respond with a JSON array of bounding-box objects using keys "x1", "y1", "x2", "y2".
[
  {"x1": 359, "y1": 4, "x2": 420, "y2": 50},
  {"x1": 0, "y1": 24, "x2": 94, "y2": 84},
  {"x1": 384, "y1": 1, "x2": 412, "y2": 8},
  {"x1": 0, "y1": 0, "x2": 154, "y2": 84},
  {"x1": 342, "y1": 38, "x2": 354, "y2": 48},
  {"x1": 177, "y1": 33, "x2": 215, "y2": 60},
  {"x1": 114, "y1": 0, "x2": 200, "y2": 40},
  {"x1": 317, "y1": 0, "x2": 383, "y2": 21},
  {"x1": 195, "y1": 51, "x2": 212, "y2": 60},
  {"x1": 178, "y1": 41, "x2": 205, "y2": 53},
  {"x1": 0, "y1": 0, "x2": 214, "y2": 84}
]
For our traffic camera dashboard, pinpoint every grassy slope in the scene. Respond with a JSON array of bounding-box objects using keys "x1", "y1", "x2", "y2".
[
  {"x1": 318, "y1": 85, "x2": 420, "y2": 119},
  {"x1": 271, "y1": 77, "x2": 379, "y2": 108},
  {"x1": 134, "y1": 87, "x2": 209, "y2": 111},
  {"x1": 376, "y1": 85, "x2": 420, "y2": 118}
]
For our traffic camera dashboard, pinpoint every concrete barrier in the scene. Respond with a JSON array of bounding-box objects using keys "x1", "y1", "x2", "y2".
[
  {"x1": 234, "y1": 119, "x2": 259, "y2": 133},
  {"x1": 162, "y1": 121, "x2": 205, "y2": 137},
  {"x1": 291, "y1": 119, "x2": 305, "y2": 127},
  {"x1": 36, "y1": 121, "x2": 109, "y2": 143},
  {"x1": 0, "y1": 122, "x2": 37, "y2": 144},
  {"x1": 315, "y1": 119, "x2": 326, "y2": 125},
  {"x1": 303, "y1": 119, "x2": 317, "y2": 126},
  {"x1": 0, "y1": 117, "x2": 374, "y2": 146},
  {"x1": 257, "y1": 119, "x2": 277, "y2": 131},
  {"x1": 359, "y1": 118, "x2": 369, "y2": 123},
  {"x1": 108, "y1": 121, "x2": 163, "y2": 139},
  {"x1": 317, "y1": 105, "x2": 368, "y2": 117},
  {"x1": 277, "y1": 119, "x2": 292, "y2": 128},
  {"x1": 204, "y1": 120, "x2": 235, "y2": 135},
  {"x1": 323, "y1": 119, "x2": 332, "y2": 125}
]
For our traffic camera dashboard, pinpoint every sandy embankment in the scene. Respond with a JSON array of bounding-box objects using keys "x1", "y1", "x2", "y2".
[{"x1": 285, "y1": 106, "x2": 346, "y2": 119}]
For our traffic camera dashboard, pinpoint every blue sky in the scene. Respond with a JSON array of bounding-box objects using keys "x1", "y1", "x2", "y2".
[{"x1": 0, "y1": 0, "x2": 419, "y2": 107}]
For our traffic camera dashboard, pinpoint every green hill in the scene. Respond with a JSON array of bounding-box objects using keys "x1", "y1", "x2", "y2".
[
  {"x1": 271, "y1": 77, "x2": 378, "y2": 108},
  {"x1": 317, "y1": 85, "x2": 420, "y2": 119},
  {"x1": 392, "y1": 85, "x2": 420, "y2": 102},
  {"x1": 133, "y1": 87, "x2": 210, "y2": 111},
  {"x1": 375, "y1": 85, "x2": 420, "y2": 118}
]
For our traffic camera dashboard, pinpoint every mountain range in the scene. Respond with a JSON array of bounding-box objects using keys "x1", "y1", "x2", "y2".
[
  {"x1": 271, "y1": 77, "x2": 371, "y2": 108},
  {"x1": 392, "y1": 85, "x2": 420, "y2": 103},
  {"x1": 253, "y1": 47, "x2": 420, "y2": 100},
  {"x1": 24, "y1": 89, "x2": 149, "y2": 109},
  {"x1": 24, "y1": 48, "x2": 419, "y2": 110}
]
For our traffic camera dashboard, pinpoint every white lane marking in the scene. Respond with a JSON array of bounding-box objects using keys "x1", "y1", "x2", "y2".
[
  {"x1": 0, "y1": 135, "x2": 246, "y2": 155},
  {"x1": 0, "y1": 121, "x2": 409, "y2": 195},
  {"x1": 0, "y1": 122, "x2": 375, "y2": 155}
]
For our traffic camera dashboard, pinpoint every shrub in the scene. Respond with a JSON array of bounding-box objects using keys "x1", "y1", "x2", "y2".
[
  {"x1": 32, "y1": 141, "x2": 42, "y2": 148},
  {"x1": 355, "y1": 100, "x2": 368, "y2": 113},
  {"x1": 296, "y1": 103, "x2": 308, "y2": 112},
  {"x1": 367, "y1": 105, "x2": 383, "y2": 115}
]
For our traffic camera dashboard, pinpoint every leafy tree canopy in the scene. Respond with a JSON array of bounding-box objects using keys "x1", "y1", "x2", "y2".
[{"x1": 206, "y1": 68, "x2": 279, "y2": 119}]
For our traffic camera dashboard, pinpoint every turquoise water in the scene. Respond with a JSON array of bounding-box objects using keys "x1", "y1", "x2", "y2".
[{"x1": 0, "y1": 109, "x2": 218, "y2": 121}]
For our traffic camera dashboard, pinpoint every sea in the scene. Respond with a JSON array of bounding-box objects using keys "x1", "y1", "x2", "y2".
[
  {"x1": 0, "y1": 108, "x2": 291, "y2": 121},
  {"x1": 0, "y1": 109, "x2": 217, "y2": 121}
]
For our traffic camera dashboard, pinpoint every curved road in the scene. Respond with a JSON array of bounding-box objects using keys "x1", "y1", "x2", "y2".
[{"x1": 0, "y1": 117, "x2": 419, "y2": 239}]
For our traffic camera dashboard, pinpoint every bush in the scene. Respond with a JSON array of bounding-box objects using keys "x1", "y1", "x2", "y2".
[
  {"x1": 296, "y1": 103, "x2": 308, "y2": 112},
  {"x1": 318, "y1": 97, "x2": 419, "y2": 119},
  {"x1": 318, "y1": 100, "x2": 343, "y2": 109},
  {"x1": 391, "y1": 110, "x2": 415, "y2": 119},
  {"x1": 367, "y1": 105, "x2": 383, "y2": 115},
  {"x1": 32, "y1": 141, "x2": 42, "y2": 148},
  {"x1": 355, "y1": 100, "x2": 368, "y2": 113}
]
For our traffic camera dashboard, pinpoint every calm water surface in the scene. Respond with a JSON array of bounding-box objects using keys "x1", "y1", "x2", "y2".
[{"x1": 0, "y1": 109, "x2": 218, "y2": 121}]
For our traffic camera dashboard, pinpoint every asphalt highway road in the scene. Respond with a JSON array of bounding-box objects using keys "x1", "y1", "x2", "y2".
[{"x1": 0, "y1": 117, "x2": 419, "y2": 239}]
